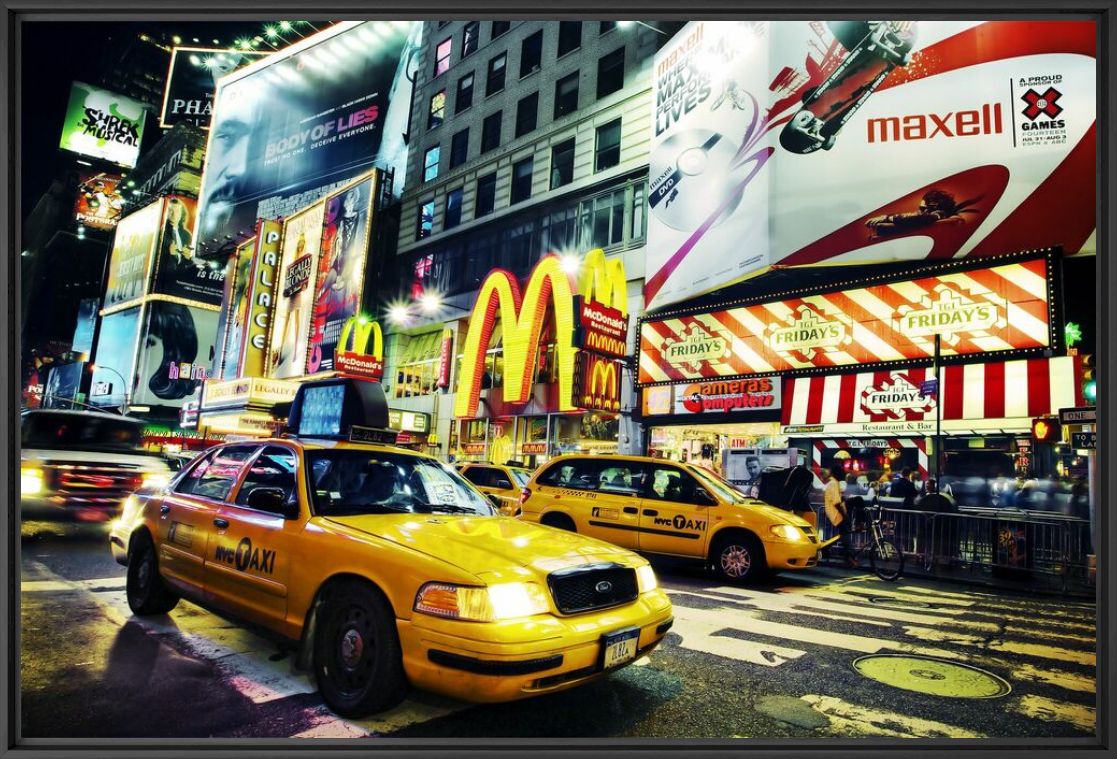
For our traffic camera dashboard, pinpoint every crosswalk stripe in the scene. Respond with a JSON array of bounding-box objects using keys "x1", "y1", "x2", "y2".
[
  {"x1": 669, "y1": 601, "x2": 808, "y2": 667},
  {"x1": 900, "y1": 626, "x2": 1095, "y2": 667},
  {"x1": 800, "y1": 694, "x2": 985, "y2": 738},
  {"x1": 1013, "y1": 663, "x2": 1096, "y2": 693},
  {"x1": 1010, "y1": 694, "x2": 1096, "y2": 732}
]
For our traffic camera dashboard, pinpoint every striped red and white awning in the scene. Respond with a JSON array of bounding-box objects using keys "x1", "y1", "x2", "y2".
[{"x1": 783, "y1": 355, "x2": 1084, "y2": 429}]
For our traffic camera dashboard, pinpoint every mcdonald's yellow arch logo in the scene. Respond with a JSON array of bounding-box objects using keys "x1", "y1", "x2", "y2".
[
  {"x1": 455, "y1": 255, "x2": 576, "y2": 418},
  {"x1": 337, "y1": 318, "x2": 383, "y2": 360},
  {"x1": 583, "y1": 357, "x2": 620, "y2": 412},
  {"x1": 578, "y1": 248, "x2": 627, "y2": 316}
]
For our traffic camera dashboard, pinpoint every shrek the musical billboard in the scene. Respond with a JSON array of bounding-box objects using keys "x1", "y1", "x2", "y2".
[{"x1": 194, "y1": 21, "x2": 420, "y2": 256}]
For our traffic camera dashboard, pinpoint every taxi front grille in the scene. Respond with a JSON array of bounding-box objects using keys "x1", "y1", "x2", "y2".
[
  {"x1": 800, "y1": 525, "x2": 818, "y2": 544},
  {"x1": 547, "y1": 563, "x2": 638, "y2": 615}
]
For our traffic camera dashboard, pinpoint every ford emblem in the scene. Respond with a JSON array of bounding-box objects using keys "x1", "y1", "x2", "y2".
[{"x1": 595, "y1": 580, "x2": 613, "y2": 594}]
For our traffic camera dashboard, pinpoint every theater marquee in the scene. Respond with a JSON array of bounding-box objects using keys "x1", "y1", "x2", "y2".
[{"x1": 638, "y1": 250, "x2": 1059, "y2": 385}]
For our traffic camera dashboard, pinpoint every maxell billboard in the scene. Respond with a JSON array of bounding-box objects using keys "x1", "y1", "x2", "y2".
[
  {"x1": 646, "y1": 20, "x2": 1096, "y2": 311},
  {"x1": 194, "y1": 21, "x2": 420, "y2": 256}
]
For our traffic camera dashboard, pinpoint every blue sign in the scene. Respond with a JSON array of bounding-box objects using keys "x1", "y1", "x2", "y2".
[{"x1": 920, "y1": 378, "x2": 939, "y2": 397}]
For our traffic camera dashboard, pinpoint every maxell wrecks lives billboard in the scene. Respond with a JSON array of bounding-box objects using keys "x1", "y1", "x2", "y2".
[{"x1": 646, "y1": 20, "x2": 1095, "y2": 310}]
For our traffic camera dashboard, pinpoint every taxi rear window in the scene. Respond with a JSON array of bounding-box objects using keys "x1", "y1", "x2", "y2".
[{"x1": 538, "y1": 460, "x2": 645, "y2": 496}]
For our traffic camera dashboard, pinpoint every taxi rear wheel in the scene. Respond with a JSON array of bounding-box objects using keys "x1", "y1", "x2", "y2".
[
  {"x1": 126, "y1": 532, "x2": 179, "y2": 615},
  {"x1": 541, "y1": 512, "x2": 576, "y2": 532},
  {"x1": 313, "y1": 580, "x2": 406, "y2": 717},
  {"x1": 711, "y1": 532, "x2": 768, "y2": 584}
]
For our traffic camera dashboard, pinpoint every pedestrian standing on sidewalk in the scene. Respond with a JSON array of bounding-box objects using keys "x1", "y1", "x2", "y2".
[{"x1": 824, "y1": 463, "x2": 855, "y2": 566}]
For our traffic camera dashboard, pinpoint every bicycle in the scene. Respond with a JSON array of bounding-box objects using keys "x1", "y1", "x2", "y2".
[{"x1": 823, "y1": 500, "x2": 905, "y2": 581}]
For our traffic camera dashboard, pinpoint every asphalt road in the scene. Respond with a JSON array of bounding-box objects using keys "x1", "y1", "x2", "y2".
[{"x1": 19, "y1": 520, "x2": 1098, "y2": 740}]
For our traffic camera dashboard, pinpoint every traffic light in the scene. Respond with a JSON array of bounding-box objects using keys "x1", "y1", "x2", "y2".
[
  {"x1": 1082, "y1": 354, "x2": 1096, "y2": 404},
  {"x1": 1032, "y1": 417, "x2": 1062, "y2": 444}
]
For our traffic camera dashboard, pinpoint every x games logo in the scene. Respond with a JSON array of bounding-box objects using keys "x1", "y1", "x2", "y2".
[{"x1": 1021, "y1": 87, "x2": 1063, "y2": 121}]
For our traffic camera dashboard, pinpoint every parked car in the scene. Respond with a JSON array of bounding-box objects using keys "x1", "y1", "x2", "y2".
[{"x1": 457, "y1": 462, "x2": 533, "y2": 516}]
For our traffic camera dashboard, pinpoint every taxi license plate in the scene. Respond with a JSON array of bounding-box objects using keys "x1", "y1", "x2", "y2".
[{"x1": 600, "y1": 627, "x2": 640, "y2": 670}]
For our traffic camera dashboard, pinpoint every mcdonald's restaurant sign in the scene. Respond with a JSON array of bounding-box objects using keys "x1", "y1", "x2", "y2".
[
  {"x1": 454, "y1": 248, "x2": 628, "y2": 418},
  {"x1": 572, "y1": 351, "x2": 622, "y2": 413},
  {"x1": 335, "y1": 316, "x2": 384, "y2": 381}
]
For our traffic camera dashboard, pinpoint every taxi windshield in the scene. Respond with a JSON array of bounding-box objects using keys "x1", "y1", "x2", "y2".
[
  {"x1": 690, "y1": 466, "x2": 751, "y2": 504},
  {"x1": 305, "y1": 450, "x2": 496, "y2": 517},
  {"x1": 510, "y1": 469, "x2": 531, "y2": 487}
]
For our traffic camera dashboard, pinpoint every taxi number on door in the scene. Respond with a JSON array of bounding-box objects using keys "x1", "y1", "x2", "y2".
[{"x1": 601, "y1": 627, "x2": 640, "y2": 670}]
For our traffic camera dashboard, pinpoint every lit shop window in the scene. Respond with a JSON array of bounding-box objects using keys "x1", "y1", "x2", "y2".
[
  {"x1": 434, "y1": 38, "x2": 452, "y2": 76},
  {"x1": 423, "y1": 146, "x2": 441, "y2": 182},
  {"x1": 393, "y1": 331, "x2": 445, "y2": 399},
  {"x1": 428, "y1": 90, "x2": 446, "y2": 130}
]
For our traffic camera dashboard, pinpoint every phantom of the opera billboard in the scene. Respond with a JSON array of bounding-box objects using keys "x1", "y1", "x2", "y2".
[
  {"x1": 638, "y1": 251, "x2": 1059, "y2": 385},
  {"x1": 646, "y1": 20, "x2": 1096, "y2": 310},
  {"x1": 194, "y1": 21, "x2": 420, "y2": 256},
  {"x1": 159, "y1": 47, "x2": 270, "y2": 129},
  {"x1": 103, "y1": 200, "x2": 163, "y2": 308},
  {"x1": 58, "y1": 82, "x2": 147, "y2": 169}
]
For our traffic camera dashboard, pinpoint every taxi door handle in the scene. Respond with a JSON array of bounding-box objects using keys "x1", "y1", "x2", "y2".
[
  {"x1": 623, "y1": 507, "x2": 639, "y2": 514},
  {"x1": 213, "y1": 518, "x2": 229, "y2": 529},
  {"x1": 643, "y1": 509, "x2": 659, "y2": 517},
  {"x1": 159, "y1": 505, "x2": 170, "y2": 515}
]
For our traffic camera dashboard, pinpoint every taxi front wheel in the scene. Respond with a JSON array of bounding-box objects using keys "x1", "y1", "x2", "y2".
[
  {"x1": 313, "y1": 580, "x2": 407, "y2": 717},
  {"x1": 126, "y1": 532, "x2": 179, "y2": 615},
  {"x1": 710, "y1": 533, "x2": 768, "y2": 584}
]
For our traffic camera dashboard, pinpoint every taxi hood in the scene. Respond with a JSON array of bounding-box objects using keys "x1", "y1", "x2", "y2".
[
  {"x1": 742, "y1": 501, "x2": 812, "y2": 527},
  {"x1": 323, "y1": 514, "x2": 637, "y2": 582}
]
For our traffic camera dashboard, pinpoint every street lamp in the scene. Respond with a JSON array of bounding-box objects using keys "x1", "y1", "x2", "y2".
[{"x1": 91, "y1": 364, "x2": 129, "y2": 409}]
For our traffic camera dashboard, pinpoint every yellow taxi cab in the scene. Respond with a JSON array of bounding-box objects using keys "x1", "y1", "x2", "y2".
[
  {"x1": 109, "y1": 379, "x2": 672, "y2": 718},
  {"x1": 457, "y1": 462, "x2": 533, "y2": 517},
  {"x1": 520, "y1": 454, "x2": 819, "y2": 583}
]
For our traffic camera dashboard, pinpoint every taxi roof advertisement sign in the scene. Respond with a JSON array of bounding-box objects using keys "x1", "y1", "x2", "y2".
[
  {"x1": 646, "y1": 20, "x2": 1096, "y2": 311},
  {"x1": 58, "y1": 82, "x2": 147, "y2": 168},
  {"x1": 638, "y1": 251, "x2": 1058, "y2": 385},
  {"x1": 194, "y1": 21, "x2": 419, "y2": 256}
]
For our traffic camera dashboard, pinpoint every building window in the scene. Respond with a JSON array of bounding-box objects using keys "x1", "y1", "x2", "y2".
[
  {"x1": 600, "y1": 21, "x2": 617, "y2": 34},
  {"x1": 434, "y1": 38, "x2": 452, "y2": 77},
  {"x1": 438, "y1": 21, "x2": 450, "y2": 29},
  {"x1": 630, "y1": 182, "x2": 646, "y2": 241},
  {"x1": 557, "y1": 21, "x2": 582, "y2": 57},
  {"x1": 584, "y1": 189, "x2": 625, "y2": 248},
  {"x1": 449, "y1": 128, "x2": 469, "y2": 168},
  {"x1": 511, "y1": 157, "x2": 533, "y2": 204},
  {"x1": 491, "y1": 21, "x2": 510, "y2": 39},
  {"x1": 520, "y1": 30, "x2": 542, "y2": 78},
  {"x1": 597, "y1": 47, "x2": 625, "y2": 99},
  {"x1": 423, "y1": 145, "x2": 440, "y2": 182},
  {"x1": 481, "y1": 111, "x2": 502, "y2": 153},
  {"x1": 550, "y1": 138, "x2": 576, "y2": 190},
  {"x1": 445, "y1": 187, "x2": 464, "y2": 229},
  {"x1": 554, "y1": 71, "x2": 579, "y2": 119},
  {"x1": 594, "y1": 119, "x2": 622, "y2": 171},
  {"x1": 475, "y1": 172, "x2": 497, "y2": 217},
  {"x1": 515, "y1": 92, "x2": 538, "y2": 138},
  {"x1": 417, "y1": 200, "x2": 434, "y2": 240},
  {"x1": 461, "y1": 21, "x2": 480, "y2": 58},
  {"x1": 428, "y1": 90, "x2": 446, "y2": 130},
  {"x1": 486, "y1": 53, "x2": 506, "y2": 96},
  {"x1": 455, "y1": 72, "x2": 474, "y2": 113}
]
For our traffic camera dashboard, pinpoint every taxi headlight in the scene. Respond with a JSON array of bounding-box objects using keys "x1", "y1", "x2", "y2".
[
  {"x1": 769, "y1": 524, "x2": 805, "y2": 541},
  {"x1": 414, "y1": 581, "x2": 550, "y2": 622},
  {"x1": 21, "y1": 466, "x2": 44, "y2": 496},
  {"x1": 636, "y1": 563, "x2": 658, "y2": 593},
  {"x1": 141, "y1": 472, "x2": 171, "y2": 491}
]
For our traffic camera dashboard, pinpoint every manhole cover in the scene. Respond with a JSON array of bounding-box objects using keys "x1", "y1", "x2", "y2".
[
  {"x1": 853, "y1": 655, "x2": 1011, "y2": 699},
  {"x1": 868, "y1": 596, "x2": 933, "y2": 609}
]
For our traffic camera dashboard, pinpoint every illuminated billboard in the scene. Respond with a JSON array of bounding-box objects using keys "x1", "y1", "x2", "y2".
[
  {"x1": 212, "y1": 238, "x2": 256, "y2": 380},
  {"x1": 133, "y1": 302, "x2": 220, "y2": 406},
  {"x1": 638, "y1": 251, "x2": 1058, "y2": 384},
  {"x1": 646, "y1": 20, "x2": 1096, "y2": 310},
  {"x1": 306, "y1": 175, "x2": 376, "y2": 374},
  {"x1": 58, "y1": 82, "x2": 147, "y2": 168},
  {"x1": 239, "y1": 220, "x2": 283, "y2": 378},
  {"x1": 194, "y1": 21, "x2": 420, "y2": 256},
  {"x1": 90, "y1": 307, "x2": 142, "y2": 407},
  {"x1": 268, "y1": 202, "x2": 326, "y2": 378},
  {"x1": 74, "y1": 173, "x2": 125, "y2": 230},
  {"x1": 103, "y1": 201, "x2": 163, "y2": 308},
  {"x1": 160, "y1": 47, "x2": 269, "y2": 129},
  {"x1": 150, "y1": 196, "x2": 227, "y2": 305}
]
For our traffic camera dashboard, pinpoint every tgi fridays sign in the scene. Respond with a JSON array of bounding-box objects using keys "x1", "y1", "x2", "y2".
[
  {"x1": 860, "y1": 373, "x2": 936, "y2": 421},
  {"x1": 638, "y1": 252, "x2": 1055, "y2": 384},
  {"x1": 675, "y1": 377, "x2": 780, "y2": 415}
]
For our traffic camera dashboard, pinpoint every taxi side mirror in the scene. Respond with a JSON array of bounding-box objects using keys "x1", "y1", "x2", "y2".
[{"x1": 247, "y1": 487, "x2": 296, "y2": 518}]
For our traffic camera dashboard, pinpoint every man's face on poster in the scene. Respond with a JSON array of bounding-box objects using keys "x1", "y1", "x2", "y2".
[
  {"x1": 201, "y1": 83, "x2": 262, "y2": 236},
  {"x1": 746, "y1": 457, "x2": 761, "y2": 479}
]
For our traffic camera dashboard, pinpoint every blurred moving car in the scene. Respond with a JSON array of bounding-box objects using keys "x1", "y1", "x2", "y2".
[
  {"x1": 20, "y1": 409, "x2": 172, "y2": 522},
  {"x1": 457, "y1": 462, "x2": 533, "y2": 516}
]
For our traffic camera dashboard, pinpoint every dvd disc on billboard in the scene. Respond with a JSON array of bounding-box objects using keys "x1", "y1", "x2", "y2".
[{"x1": 649, "y1": 128, "x2": 741, "y2": 231}]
